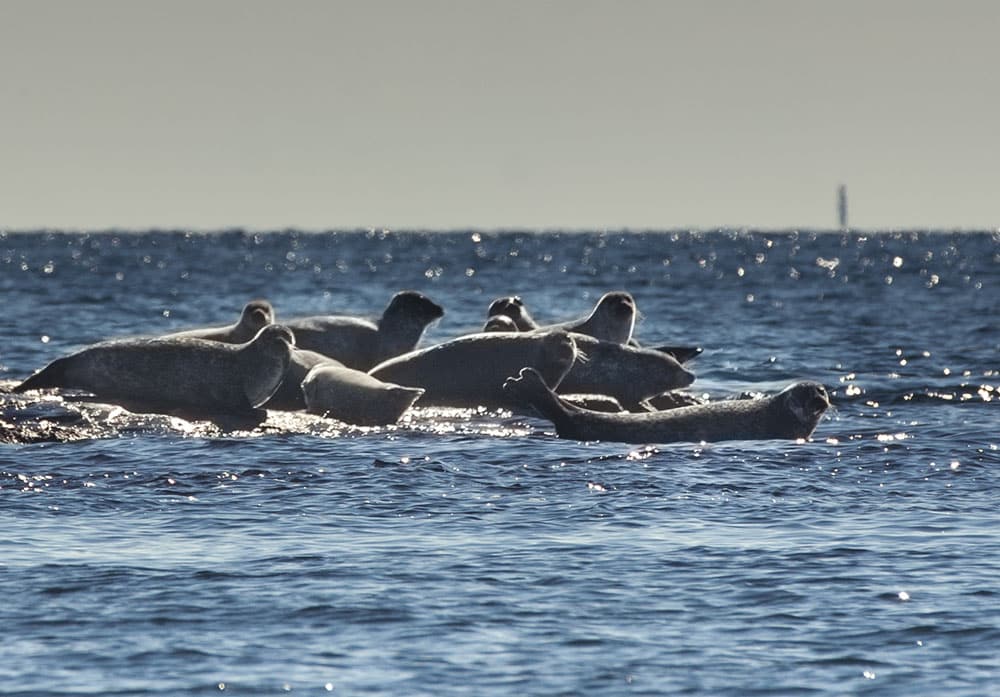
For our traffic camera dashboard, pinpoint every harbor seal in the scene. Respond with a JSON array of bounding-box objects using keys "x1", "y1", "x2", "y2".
[
  {"x1": 285, "y1": 291, "x2": 444, "y2": 370},
  {"x1": 368, "y1": 330, "x2": 577, "y2": 408},
  {"x1": 486, "y1": 296, "x2": 539, "y2": 332},
  {"x1": 482, "y1": 314, "x2": 520, "y2": 333},
  {"x1": 552, "y1": 291, "x2": 637, "y2": 344},
  {"x1": 302, "y1": 364, "x2": 424, "y2": 426},
  {"x1": 488, "y1": 291, "x2": 636, "y2": 344},
  {"x1": 14, "y1": 325, "x2": 295, "y2": 422},
  {"x1": 504, "y1": 368, "x2": 830, "y2": 444},
  {"x1": 264, "y1": 347, "x2": 344, "y2": 411},
  {"x1": 162, "y1": 299, "x2": 275, "y2": 343},
  {"x1": 487, "y1": 294, "x2": 702, "y2": 362},
  {"x1": 557, "y1": 333, "x2": 695, "y2": 410}
]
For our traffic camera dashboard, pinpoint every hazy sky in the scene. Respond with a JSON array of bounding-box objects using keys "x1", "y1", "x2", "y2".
[{"x1": 2, "y1": 0, "x2": 997, "y2": 230}]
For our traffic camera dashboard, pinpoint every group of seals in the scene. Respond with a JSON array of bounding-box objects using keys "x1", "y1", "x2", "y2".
[
  {"x1": 486, "y1": 291, "x2": 635, "y2": 343},
  {"x1": 485, "y1": 293, "x2": 702, "y2": 364},
  {"x1": 12, "y1": 288, "x2": 831, "y2": 442},
  {"x1": 14, "y1": 292, "x2": 443, "y2": 427}
]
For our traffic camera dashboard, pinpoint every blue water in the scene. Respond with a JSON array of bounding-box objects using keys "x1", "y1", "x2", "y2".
[{"x1": 1, "y1": 229, "x2": 997, "y2": 696}]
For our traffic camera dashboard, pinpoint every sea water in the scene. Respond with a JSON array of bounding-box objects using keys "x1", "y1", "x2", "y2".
[{"x1": 1, "y1": 229, "x2": 997, "y2": 695}]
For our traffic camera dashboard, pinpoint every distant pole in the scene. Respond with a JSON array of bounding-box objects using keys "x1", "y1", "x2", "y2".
[{"x1": 837, "y1": 185, "x2": 848, "y2": 229}]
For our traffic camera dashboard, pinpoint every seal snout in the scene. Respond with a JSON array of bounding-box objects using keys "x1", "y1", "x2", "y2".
[
  {"x1": 809, "y1": 384, "x2": 831, "y2": 416},
  {"x1": 610, "y1": 293, "x2": 636, "y2": 317},
  {"x1": 243, "y1": 299, "x2": 276, "y2": 325},
  {"x1": 785, "y1": 382, "x2": 831, "y2": 425},
  {"x1": 678, "y1": 366, "x2": 697, "y2": 388}
]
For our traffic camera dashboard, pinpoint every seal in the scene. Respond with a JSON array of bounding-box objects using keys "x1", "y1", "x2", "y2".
[
  {"x1": 504, "y1": 368, "x2": 830, "y2": 444},
  {"x1": 368, "y1": 330, "x2": 577, "y2": 409},
  {"x1": 482, "y1": 314, "x2": 520, "y2": 333},
  {"x1": 302, "y1": 364, "x2": 424, "y2": 426},
  {"x1": 264, "y1": 347, "x2": 344, "y2": 411},
  {"x1": 553, "y1": 291, "x2": 637, "y2": 344},
  {"x1": 557, "y1": 333, "x2": 695, "y2": 410},
  {"x1": 14, "y1": 325, "x2": 295, "y2": 422},
  {"x1": 286, "y1": 291, "x2": 444, "y2": 370},
  {"x1": 486, "y1": 296, "x2": 539, "y2": 331},
  {"x1": 487, "y1": 294, "x2": 702, "y2": 362},
  {"x1": 488, "y1": 291, "x2": 636, "y2": 344},
  {"x1": 163, "y1": 299, "x2": 275, "y2": 343}
]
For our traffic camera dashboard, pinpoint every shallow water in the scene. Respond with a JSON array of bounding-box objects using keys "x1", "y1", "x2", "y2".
[{"x1": 1, "y1": 229, "x2": 998, "y2": 695}]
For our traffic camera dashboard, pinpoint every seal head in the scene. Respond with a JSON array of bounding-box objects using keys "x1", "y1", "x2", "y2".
[
  {"x1": 163, "y1": 299, "x2": 275, "y2": 344},
  {"x1": 486, "y1": 295, "x2": 539, "y2": 331}
]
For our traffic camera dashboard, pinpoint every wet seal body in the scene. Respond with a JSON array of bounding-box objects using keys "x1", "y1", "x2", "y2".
[
  {"x1": 558, "y1": 333, "x2": 695, "y2": 410},
  {"x1": 265, "y1": 347, "x2": 343, "y2": 411},
  {"x1": 163, "y1": 300, "x2": 275, "y2": 344},
  {"x1": 369, "y1": 330, "x2": 577, "y2": 409},
  {"x1": 302, "y1": 365, "x2": 424, "y2": 426},
  {"x1": 286, "y1": 291, "x2": 444, "y2": 370},
  {"x1": 14, "y1": 325, "x2": 295, "y2": 422},
  {"x1": 504, "y1": 368, "x2": 830, "y2": 444}
]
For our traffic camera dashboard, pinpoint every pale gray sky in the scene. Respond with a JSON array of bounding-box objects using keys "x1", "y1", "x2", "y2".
[{"x1": 1, "y1": 0, "x2": 997, "y2": 230}]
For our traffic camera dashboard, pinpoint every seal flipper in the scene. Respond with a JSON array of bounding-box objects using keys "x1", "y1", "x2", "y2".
[
  {"x1": 241, "y1": 360, "x2": 289, "y2": 409},
  {"x1": 14, "y1": 357, "x2": 71, "y2": 393},
  {"x1": 237, "y1": 325, "x2": 295, "y2": 408}
]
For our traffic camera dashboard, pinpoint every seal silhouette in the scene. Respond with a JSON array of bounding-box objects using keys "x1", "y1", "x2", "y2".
[
  {"x1": 14, "y1": 325, "x2": 295, "y2": 422},
  {"x1": 163, "y1": 300, "x2": 275, "y2": 343},
  {"x1": 286, "y1": 291, "x2": 444, "y2": 370},
  {"x1": 368, "y1": 330, "x2": 578, "y2": 409},
  {"x1": 504, "y1": 368, "x2": 830, "y2": 444},
  {"x1": 302, "y1": 365, "x2": 424, "y2": 426}
]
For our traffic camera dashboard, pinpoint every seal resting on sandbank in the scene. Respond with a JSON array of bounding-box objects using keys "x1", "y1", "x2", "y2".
[
  {"x1": 503, "y1": 367, "x2": 830, "y2": 444},
  {"x1": 162, "y1": 299, "x2": 275, "y2": 343},
  {"x1": 14, "y1": 325, "x2": 295, "y2": 422},
  {"x1": 368, "y1": 330, "x2": 578, "y2": 409},
  {"x1": 285, "y1": 291, "x2": 444, "y2": 370},
  {"x1": 302, "y1": 364, "x2": 424, "y2": 426}
]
